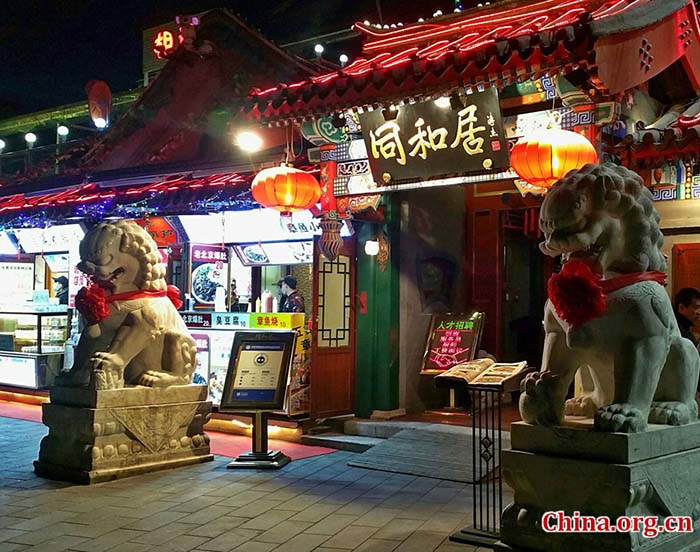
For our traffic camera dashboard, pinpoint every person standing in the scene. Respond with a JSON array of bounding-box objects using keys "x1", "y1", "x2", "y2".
[
  {"x1": 277, "y1": 276, "x2": 305, "y2": 313},
  {"x1": 673, "y1": 287, "x2": 700, "y2": 346}
]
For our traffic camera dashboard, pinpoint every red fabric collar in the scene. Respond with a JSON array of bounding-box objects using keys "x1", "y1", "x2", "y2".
[
  {"x1": 599, "y1": 271, "x2": 667, "y2": 293},
  {"x1": 105, "y1": 285, "x2": 183, "y2": 310},
  {"x1": 75, "y1": 284, "x2": 183, "y2": 325},
  {"x1": 547, "y1": 260, "x2": 666, "y2": 329}
]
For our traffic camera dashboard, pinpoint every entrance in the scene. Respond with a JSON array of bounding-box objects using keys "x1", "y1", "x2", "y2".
[
  {"x1": 501, "y1": 209, "x2": 547, "y2": 367},
  {"x1": 310, "y1": 237, "x2": 357, "y2": 418}
]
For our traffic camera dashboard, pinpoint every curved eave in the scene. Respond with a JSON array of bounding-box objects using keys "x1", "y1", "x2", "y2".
[{"x1": 243, "y1": 33, "x2": 594, "y2": 125}]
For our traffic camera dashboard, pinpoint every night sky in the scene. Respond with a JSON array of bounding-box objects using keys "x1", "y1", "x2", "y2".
[{"x1": 1, "y1": 0, "x2": 461, "y2": 119}]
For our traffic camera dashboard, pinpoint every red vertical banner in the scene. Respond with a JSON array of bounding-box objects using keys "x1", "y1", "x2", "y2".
[{"x1": 319, "y1": 144, "x2": 338, "y2": 216}]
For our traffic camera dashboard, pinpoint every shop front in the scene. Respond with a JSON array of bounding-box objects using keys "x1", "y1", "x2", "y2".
[{"x1": 243, "y1": 0, "x2": 700, "y2": 417}]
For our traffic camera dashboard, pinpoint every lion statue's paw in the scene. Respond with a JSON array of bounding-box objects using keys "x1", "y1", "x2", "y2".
[
  {"x1": 648, "y1": 401, "x2": 697, "y2": 426},
  {"x1": 565, "y1": 395, "x2": 598, "y2": 417},
  {"x1": 594, "y1": 403, "x2": 647, "y2": 433},
  {"x1": 138, "y1": 370, "x2": 183, "y2": 388},
  {"x1": 519, "y1": 371, "x2": 564, "y2": 426}
]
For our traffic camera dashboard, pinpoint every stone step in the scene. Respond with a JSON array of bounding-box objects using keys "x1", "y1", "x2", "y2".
[
  {"x1": 343, "y1": 419, "x2": 429, "y2": 439},
  {"x1": 301, "y1": 433, "x2": 383, "y2": 453}
]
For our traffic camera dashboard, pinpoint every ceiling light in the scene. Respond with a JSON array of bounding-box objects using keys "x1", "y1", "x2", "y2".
[
  {"x1": 314, "y1": 44, "x2": 324, "y2": 55},
  {"x1": 25, "y1": 133, "x2": 37, "y2": 144},
  {"x1": 339, "y1": 54, "x2": 349, "y2": 65},
  {"x1": 57, "y1": 125, "x2": 69, "y2": 137},
  {"x1": 0, "y1": 139, "x2": 5, "y2": 150},
  {"x1": 237, "y1": 131, "x2": 264, "y2": 152},
  {"x1": 94, "y1": 117, "x2": 107, "y2": 129},
  {"x1": 434, "y1": 96, "x2": 451, "y2": 108}
]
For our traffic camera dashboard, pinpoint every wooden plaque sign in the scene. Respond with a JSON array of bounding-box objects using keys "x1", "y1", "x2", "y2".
[{"x1": 420, "y1": 312, "x2": 485, "y2": 375}]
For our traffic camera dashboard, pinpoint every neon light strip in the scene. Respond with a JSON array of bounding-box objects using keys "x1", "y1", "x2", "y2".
[{"x1": 362, "y1": 0, "x2": 588, "y2": 53}]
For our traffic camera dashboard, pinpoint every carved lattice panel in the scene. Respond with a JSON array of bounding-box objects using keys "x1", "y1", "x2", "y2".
[{"x1": 317, "y1": 254, "x2": 351, "y2": 348}]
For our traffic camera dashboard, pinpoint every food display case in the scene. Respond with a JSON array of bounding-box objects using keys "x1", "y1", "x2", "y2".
[
  {"x1": 0, "y1": 310, "x2": 70, "y2": 389},
  {"x1": 182, "y1": 312, "x2": 311, "y2": 415}
]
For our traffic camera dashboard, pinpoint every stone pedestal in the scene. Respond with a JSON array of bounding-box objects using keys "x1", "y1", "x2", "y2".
[
  {"x1": 499, "y1": 420, "x2": 700, "y2": 552},
  {"x1": 34, "y1": 385, "x2": 214, "y2": 484}
]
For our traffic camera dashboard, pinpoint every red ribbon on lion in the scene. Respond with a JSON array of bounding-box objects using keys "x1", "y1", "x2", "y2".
[
  {"x1": 548, "y1": 259, "x2": 666, "y2": 328},
  {"x1": 75, "y1": 284, "x2": 183, "y2": 325}
]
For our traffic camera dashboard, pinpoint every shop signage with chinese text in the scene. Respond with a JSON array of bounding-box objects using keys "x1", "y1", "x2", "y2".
[
  {"x1": 420, "y1": 312, "x2": 485, "y2": 374},
  {"x1": 359, "y1": 88, "x2": 509, "y2": 185}
]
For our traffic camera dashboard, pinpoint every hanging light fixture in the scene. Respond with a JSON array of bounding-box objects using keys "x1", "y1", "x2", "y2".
[
  {"x1": 251, "y1": 165, "x2": 322, "y2": 216},
  {"x1": 510, "y1": 129, "x2": 598, "y2": 190}
]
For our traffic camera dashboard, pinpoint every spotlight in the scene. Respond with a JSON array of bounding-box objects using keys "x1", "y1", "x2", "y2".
[
  {"x1": 364, "y1": 240, "x2": 380, "y2": 256},
  {"x1": 434, "y1": 96, "x2": 451, "y2": 108},
  {"x1": 94, "y1": 117, "x2": 107, "y2": 129},
  {"x1": 25, "y1": 132, "x2": 37, "y2": 145},
  {"x1": 339, "y1": 54, "x2": 349, "y2": 66},
  {"x1": 236, "y1": 131, "x2": 263, "y2": 152},
  {"x1": 314, "y1": 44, "x2": 324, "y2": 56},
  {"x1": 450, "y1": 92, "x2": 465, "y2": 110},
  {"x1": 57, "y1": 125, "x2": 69, "y2": 137},
  {"x1": 0, "y1": 139, "x2": 5, "y2": 151}
]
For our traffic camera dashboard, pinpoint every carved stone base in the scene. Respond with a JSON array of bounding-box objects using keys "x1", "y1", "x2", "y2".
[
  {"x1": 34, "y1": 385, "x2": 214, "y2": 484},
  {"x1": 501, "y1": 421, "x2": 700, "y2": 552}
]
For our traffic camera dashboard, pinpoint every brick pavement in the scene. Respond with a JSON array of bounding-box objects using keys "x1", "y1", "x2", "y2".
[{"x1": 0, "y1": 417, "x2": 501, "y2": 552}]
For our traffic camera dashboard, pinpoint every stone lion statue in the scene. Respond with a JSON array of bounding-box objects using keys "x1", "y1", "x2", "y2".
[
  {"x1": 60, "y1": 220, "x2": 196, "y2": 390},
  {"x1": 520, "y1": 163, "x2": 699, "y2": 433}
]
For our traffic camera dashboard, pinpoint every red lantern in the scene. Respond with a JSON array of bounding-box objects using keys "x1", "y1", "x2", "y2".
[
  {"x1": 510, "y1": 130, "x2": 598, "y2": 189},
  {"x1": 251, "y1": 166, "x2": 322, "y2": 215}
]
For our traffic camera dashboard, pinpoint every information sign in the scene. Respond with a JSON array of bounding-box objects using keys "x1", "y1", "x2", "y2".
[
  {"x1": 220, "y1": 331, "x2": 295, "y2": 411},
  {"x1": 420, "y1": 312, "x2": 485, "y2": 375}
]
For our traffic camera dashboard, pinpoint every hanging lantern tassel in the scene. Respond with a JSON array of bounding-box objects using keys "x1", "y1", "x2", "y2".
[
  {"x1": 319, "y1": 218, "x2": 344, "y2": 261},
  {"x1": 510, "y1": 129, "x2": 598, "y2": 190}
]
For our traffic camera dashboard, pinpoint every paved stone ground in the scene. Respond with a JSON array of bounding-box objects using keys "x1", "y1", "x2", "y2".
[{"x1": 0, "y1": 417, "x2": 504, "y2": 552}]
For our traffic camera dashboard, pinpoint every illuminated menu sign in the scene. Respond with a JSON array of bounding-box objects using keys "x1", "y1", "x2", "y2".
[
  {"x1": 420, "y1": 312, "x2": 485, "y2": 374},
  {"x1": 359, "y1": 88, "x2": 508, "y2": 184},
  {"x1": 220, "y1": 331, "x2": 295, "y2": 411}
]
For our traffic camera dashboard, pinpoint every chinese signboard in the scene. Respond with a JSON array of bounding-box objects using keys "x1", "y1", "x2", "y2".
[
  {"x1": 133, "y1": 217, "x2": 179, "y2": 247},
  {"x1": 189, "y1": 244, "x2": 230, "y2": 308},
  {"x1": 420, "y1": 312, "x2": 485, "y2": 374},
  {"x1": 359, "y1": 88, "x2": 509, "y2": 185}
]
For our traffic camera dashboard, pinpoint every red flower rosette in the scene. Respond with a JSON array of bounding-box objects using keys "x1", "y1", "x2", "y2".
[
  {"x1": 548, "y1": 259, "x2": 606, "y2": 328},
  {"x1": 75, "y1": 284, "x2": 110, "y2": 325}
]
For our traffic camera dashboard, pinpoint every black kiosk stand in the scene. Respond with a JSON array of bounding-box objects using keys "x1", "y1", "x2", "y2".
[{"x1": 219, "y1": 330, "x2": 296, "y2": 470}]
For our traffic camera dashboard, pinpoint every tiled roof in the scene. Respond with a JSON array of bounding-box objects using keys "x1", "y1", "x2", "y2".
[
  {"x1": 614, "y1": 98, "x2": 700, "y2": 166},
  {"x1": 242, "y1": 0, "x2": 662, "y2": 123}
]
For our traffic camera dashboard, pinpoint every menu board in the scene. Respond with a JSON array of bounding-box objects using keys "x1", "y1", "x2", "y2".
[
  {"x1": 435, "y1": 359, "x2": 528, "y2": 387},
  {"x1": 0, "y1": 262, "x2": 34, "y2": 303},
  {"x1": 420, "y1": 312, "x2": 485, "y2": 375},
  {"x1": 13, "y1": 225, "x2": 84, "y2": 253},
  {"x1": 233, "y1": 241, "x2": 313, "y2": 267},
  {"x1": 220, "y1": 331, "x2": 295, "y2": 411},
  {"x1": 189, "y1": 244, "x2": 230, "y2": 308}
]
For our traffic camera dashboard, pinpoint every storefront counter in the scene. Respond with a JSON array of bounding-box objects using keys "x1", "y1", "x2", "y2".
[
  {"x1": 0, "y1": 311, "x2": 69, "y2": 389},
  {"x1": 181, "y1": 312, "x2": 311, "y2": 415}
]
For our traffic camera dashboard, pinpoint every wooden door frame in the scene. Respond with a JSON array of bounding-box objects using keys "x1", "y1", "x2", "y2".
[{"x1": 310, "y1": 235, "x2": 357, "y2": 418}]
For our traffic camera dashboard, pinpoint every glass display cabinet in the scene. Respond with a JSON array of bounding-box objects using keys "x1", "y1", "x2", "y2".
[{"x1": 0, "y1": 311, "x2": 70, "y2": 389}]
